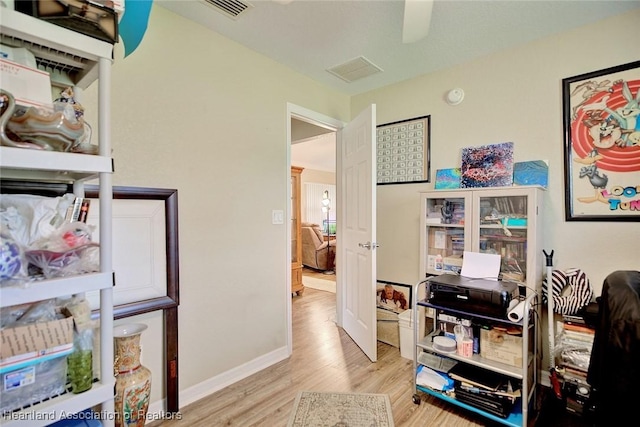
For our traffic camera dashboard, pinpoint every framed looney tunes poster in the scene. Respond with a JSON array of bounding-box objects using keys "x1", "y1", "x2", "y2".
[{"x1": 562, "y1": 60, "x2": 640, "y2": 221}]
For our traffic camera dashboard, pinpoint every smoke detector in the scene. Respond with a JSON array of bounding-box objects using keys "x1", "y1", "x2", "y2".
[{"x1": 446, "y1": 88, "x2": 465, "y2": 106}]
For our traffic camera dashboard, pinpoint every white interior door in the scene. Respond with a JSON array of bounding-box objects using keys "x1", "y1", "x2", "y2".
[{"x1": 338, "y1": 104, "x2": 377, "y2": 362}]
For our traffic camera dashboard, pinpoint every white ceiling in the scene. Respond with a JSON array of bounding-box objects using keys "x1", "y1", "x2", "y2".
[
  {"x1": 291, "y1": 131, "x2": 337, "y2": 173},
  {"x1": 156, "y1": 0, "x2": 639, "y2": 173},
  {"x1": 157, "y1": 0, "x2": 639, "y2": 97}
]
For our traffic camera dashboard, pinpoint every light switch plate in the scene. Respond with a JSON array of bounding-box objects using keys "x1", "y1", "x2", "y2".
[{"x1": 272, "y1": 210, "x2": 284, "y2": 224}]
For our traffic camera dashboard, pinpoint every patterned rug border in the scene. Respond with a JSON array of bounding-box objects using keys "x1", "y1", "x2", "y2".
[{"x1": 287, "y1": 391, "x2": 394, "y2": 427}]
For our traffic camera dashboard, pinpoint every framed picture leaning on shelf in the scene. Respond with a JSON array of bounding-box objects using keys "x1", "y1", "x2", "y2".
[
  {"x1": 562, "y1": 60, "x2": 640, "y2": 221},
  {"x1": 376, "y1": 280, "x2": 412, "y2": 314}
]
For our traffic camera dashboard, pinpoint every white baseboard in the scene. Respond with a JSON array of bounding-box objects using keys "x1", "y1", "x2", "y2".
[
  {"x1": 147, "y1": 345, "x2": 289, "y2": 416},
  {"x1": 147, "y1": 350, "x2": 553, "y2": 418}
]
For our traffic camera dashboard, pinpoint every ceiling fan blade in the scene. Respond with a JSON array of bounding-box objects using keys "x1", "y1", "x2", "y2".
[{"x1": 403, "y1": 0, "x2": 434, "y2": 44}]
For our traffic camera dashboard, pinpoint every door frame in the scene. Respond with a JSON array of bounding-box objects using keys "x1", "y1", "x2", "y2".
[{"x1": 286, "y1": 103, "x2": 344, "y2": 354}]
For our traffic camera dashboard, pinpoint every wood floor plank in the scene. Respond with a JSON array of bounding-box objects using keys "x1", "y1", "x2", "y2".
[
  {"x1": 148, "y1": 285, "x2": 501, "y2": 426},
  {"x1": 149, "y1": 275, "x2": 589, "y2": 426}
]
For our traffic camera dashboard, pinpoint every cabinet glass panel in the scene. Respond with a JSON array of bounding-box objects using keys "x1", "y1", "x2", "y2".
[
  {"x1": 424, "y1": 195, "x2": 468, "y2": 276},
  {"x1": 477, "y1": 195, "x2": 528, "y2": 282},
  {"x1": 421, "y1": 186, "x2": 543, "y2": 300}
]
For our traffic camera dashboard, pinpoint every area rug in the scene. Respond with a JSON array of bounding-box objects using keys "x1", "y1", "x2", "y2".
[
  {"x1": 303, "y1": 276, "x2": 336, "y2": 293},
  {"x1": 287, "y1": 391, "x2": 394, "y2": 427}
]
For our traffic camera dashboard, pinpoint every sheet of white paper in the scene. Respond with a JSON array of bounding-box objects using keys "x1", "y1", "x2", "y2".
[
  {"x1": 434, "y1": 230, "x2": 446, "y2": 249},
  {"x1": 461, "y1": 251, "x2": 501, "y2": 280}
]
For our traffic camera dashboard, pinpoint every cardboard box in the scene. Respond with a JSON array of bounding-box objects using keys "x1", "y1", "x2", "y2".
[
  {"x1": 0, "y1": 58, "x2": 52, "y2": 108},
  {"x1": 480, "y1": 327, "x2": 523, "y2": 367},
  {"x1": 443, "y1": 255, "x2": 463, "y2": 273},
  {"x1": 15, "y1": 0, "x2": 119, "y2": 44},
  {"x1": 0, "y1": 315, "x2": 74, "y2": 374}
]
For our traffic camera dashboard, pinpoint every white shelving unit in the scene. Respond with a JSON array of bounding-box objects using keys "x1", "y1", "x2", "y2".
[
  {"x1": 1, "y1": 7, "x2": 115, "y2": 427},
  {"x1": 411, "y1": 286, "x2": 538, "y2": 427},
  {"x1": 412, "y1": 186, "x2": 545, "y2": 426}
]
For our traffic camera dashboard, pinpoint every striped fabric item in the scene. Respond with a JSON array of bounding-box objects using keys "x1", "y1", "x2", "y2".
[{"x1": 542, "y1": 268, "x2": 594, "y2": 315}]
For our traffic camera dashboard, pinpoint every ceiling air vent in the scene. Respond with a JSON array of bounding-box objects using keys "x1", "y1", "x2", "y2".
[
  {"x1": 201, "y1": 0, "x2": 254, "y2": 20},
  {"x1": 326, "y1": 56, "x2": 383, "y2": 83}
]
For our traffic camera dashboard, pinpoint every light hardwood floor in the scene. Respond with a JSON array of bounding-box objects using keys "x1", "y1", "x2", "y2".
[
  {"x1": 148, "y1": 267, "x2": 590, "y2": 426},
  {"x1": 148, "y1": 282, "x2": 529, "y2": 427}
]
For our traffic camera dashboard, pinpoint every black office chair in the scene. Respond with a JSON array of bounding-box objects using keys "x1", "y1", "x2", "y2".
[{"x1": 587, "y1": 270, "x2": 640, "y2": 425}]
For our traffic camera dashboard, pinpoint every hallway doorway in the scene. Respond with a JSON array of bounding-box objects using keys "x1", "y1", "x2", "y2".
[
  {"x1": 288, "y1": 106, "x2": 339, "y2": 357},
  {"x1": 291, "y1": 117, "x2": 337, "y2": 292},
  {"x1": 287, "y1": 102, "x2": 379, "y2": 362}
]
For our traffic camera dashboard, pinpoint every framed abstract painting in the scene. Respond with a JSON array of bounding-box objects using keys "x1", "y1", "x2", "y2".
[{"x1": 460, "y1": 142, "x2": 514, "y2": 188}]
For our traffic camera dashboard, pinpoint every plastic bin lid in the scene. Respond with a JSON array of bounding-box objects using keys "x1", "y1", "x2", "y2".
[{"x1": 49, "y1": 410, "x2": 102, "y2": 427}]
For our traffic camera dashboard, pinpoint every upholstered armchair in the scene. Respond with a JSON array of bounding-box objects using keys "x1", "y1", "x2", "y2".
[{"x1": 301, "y1": 222, "x2": 336, "y2": 271}]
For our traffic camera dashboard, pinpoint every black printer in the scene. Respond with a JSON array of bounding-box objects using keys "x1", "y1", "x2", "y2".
[{"x1": 426, "y1": 274, "x2": 519, "y2": 318}]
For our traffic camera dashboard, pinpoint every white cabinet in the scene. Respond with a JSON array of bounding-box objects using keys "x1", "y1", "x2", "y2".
[
  {"x1": 413, "y1": 186, "x2": 544, "y2": 426},
  {"x1": 419, "y1": 186, "x2": 545, "y2": 297},
  {"x1": 1, "y1": 8, "x2": 114, "y2": 427}
]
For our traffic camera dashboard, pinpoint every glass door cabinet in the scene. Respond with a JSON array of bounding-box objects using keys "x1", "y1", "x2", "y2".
[{"x1": 419, "y1": 186, "x2": 545, "y2": 297}]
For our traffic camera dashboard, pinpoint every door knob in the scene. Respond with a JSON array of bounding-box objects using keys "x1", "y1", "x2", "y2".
[{"x1": 358, "y1": 241, "x2": 380, "y2": 250}]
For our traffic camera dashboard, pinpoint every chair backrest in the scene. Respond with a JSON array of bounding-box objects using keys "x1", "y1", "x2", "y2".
[{"x1": 301, "y1": 223, "x2": 324, "y2": 248}]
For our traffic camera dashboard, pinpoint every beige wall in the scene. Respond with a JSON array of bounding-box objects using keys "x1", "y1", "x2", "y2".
[
  {"x1": 354, "y1": 10, "x2": 639, "y2": 372},
  {"x1": 300, "y1": 168, "x2": 336, "y2": 224},
  {"x1": 83, "y1": 5, "x2": 349, "y2": 407},
  {"x1": 83, "y1": 5, "x2": 638, "y2": 409},
  {"x1": 357, "y1": 9, "x2": 639, "y2": 294}
]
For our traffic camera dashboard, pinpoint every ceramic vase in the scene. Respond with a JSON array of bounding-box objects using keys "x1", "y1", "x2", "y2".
[{"x1": 114, "y1": 323, "x2": 152, "y2": 427}]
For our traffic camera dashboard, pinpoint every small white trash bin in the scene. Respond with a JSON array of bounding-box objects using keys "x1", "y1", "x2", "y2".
[{"x1": 398, "y1": 309, "x2": 414, "y2": 360}]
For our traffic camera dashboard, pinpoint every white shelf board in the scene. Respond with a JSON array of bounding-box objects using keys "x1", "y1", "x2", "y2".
[
  {"x1": 418, "y1": 333, "x2": 524, "y2": 379},
  {"x1": 0, "y1": 382, "x2": 115, "y2": 427},
  {"x1": 0, "y1": 272, "x2": 112, "y2": 307},
  {"x1": 0, "y1": 147, "x2": 113, "y2": 182}
]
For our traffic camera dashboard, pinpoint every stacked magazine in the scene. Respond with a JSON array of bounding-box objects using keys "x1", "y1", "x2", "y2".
[{"x1": 448, "y1": 363, "x2": 521, "y2": 418}]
